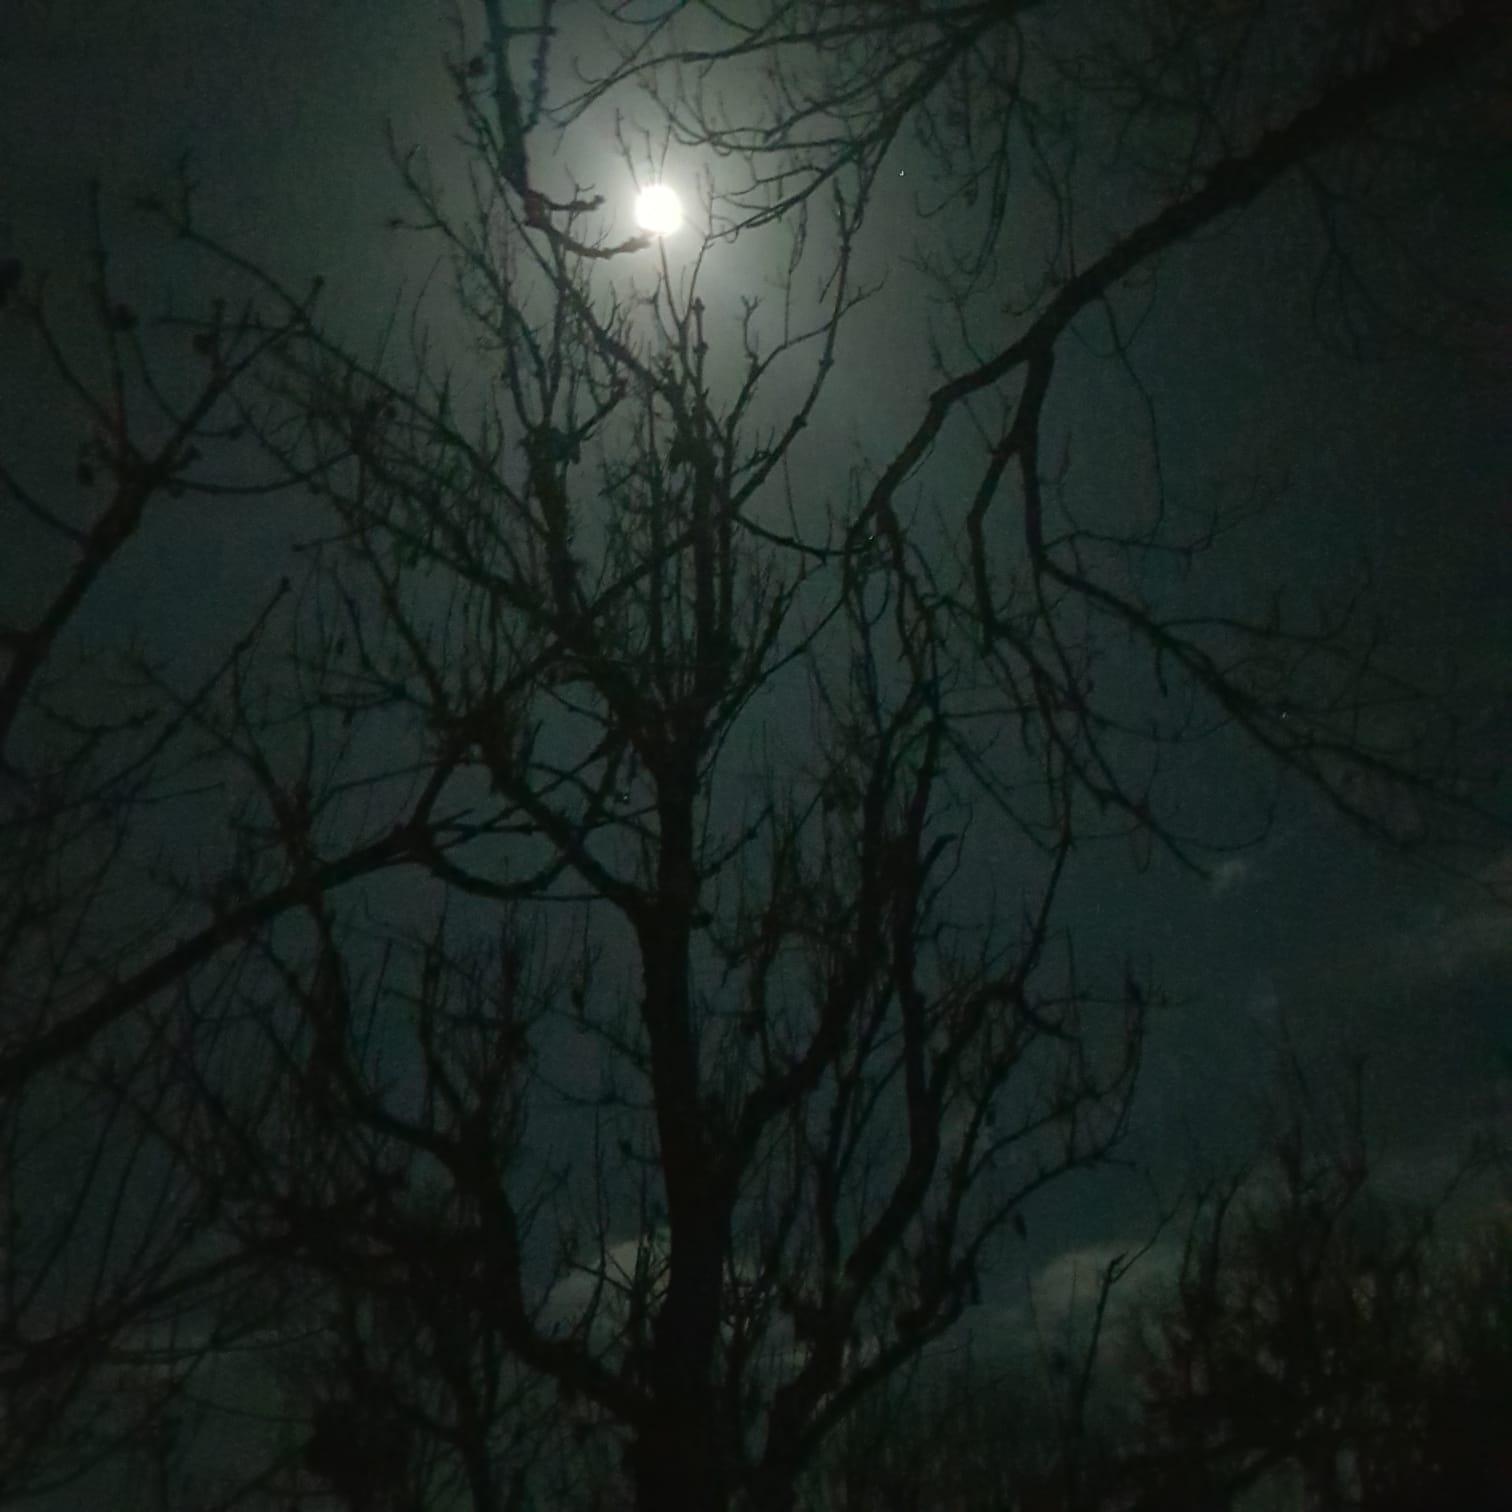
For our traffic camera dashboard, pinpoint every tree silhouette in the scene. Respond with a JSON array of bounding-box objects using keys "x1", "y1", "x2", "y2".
[
  {"x1": 0, "y1": 2, "x2": 1505, "y2": 1509},
  {"x1": 1122, "y1": 1071, "x2": 1510, "y2": 1511},
  {"x1": 800, "y1": 1076, "x2": 1510, "y2": 1512}
]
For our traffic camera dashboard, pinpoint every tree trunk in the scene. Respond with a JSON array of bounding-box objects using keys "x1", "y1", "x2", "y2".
[{"x1": 629, "y1": 1407, "x2": 730, "y2": 1512}]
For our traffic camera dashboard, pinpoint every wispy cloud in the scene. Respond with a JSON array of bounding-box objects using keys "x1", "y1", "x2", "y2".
[
  {"x1": 1400, "y1": 849, "x2": 1512, "y2": 981},
  {"x1": 1209, "y1": 857, "x2": 1252, "y2": 897}
]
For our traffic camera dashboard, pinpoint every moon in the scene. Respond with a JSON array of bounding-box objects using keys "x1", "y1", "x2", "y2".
[{"x1": 634, "y1": 184, "x2": 683, "y2": 237}]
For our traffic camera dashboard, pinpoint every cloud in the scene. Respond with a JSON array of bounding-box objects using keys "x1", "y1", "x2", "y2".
[
  {"x1": 1401, "y1": 850, "x2": 1512, "y2": 981},
  {"x1": 1024, "y1": 1239, "x2": 1179, "y2": 1332},
  {"x1": 1209, "y1": 857, "x2": 1252, "y2": 897},
  {"x1": 1243, "y1": 977, "x2": 1282, "y2": 1029},
  {"x1": 542, "y1": 1228, "x2": 671, "y2": 1334}
]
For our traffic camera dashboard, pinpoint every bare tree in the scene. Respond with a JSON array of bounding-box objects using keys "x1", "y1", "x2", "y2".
[
  {"x1": 0, "y1": 185, "x2": 329, "y2": 1503},
  {"x1": 1122, "y1": 1068, "x2": 1509, "y2": 1511},
  {"x1": 1, "y1": 1, "x2": 1505, "y2": 1509},
  {"x1": 139, "y1": 131, "x2": 1139, "y2": 1503},
  {"x1": 799, "y1": 1068, "x2": 1509, "y2": 1512}
]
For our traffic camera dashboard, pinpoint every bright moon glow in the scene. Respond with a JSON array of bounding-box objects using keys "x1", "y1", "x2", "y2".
[{"x1": 634, "y1": 184, "x2": 683, "y2": 237}]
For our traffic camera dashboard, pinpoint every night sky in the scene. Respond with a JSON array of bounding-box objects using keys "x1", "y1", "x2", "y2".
[{"x1": 3, "y1": 0, "x2": 1510, "y2": 1497}]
